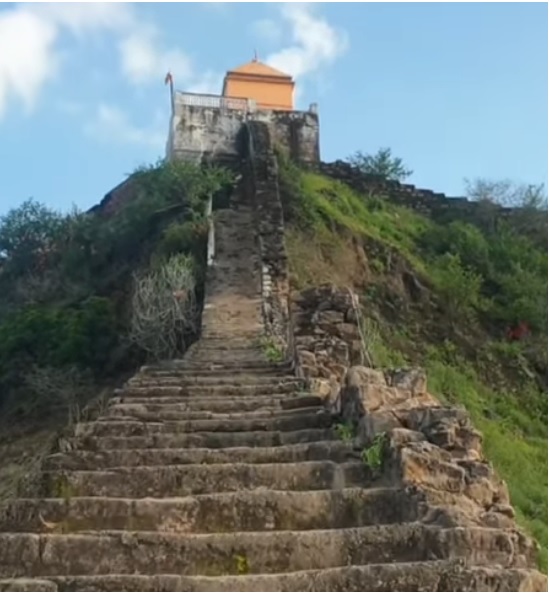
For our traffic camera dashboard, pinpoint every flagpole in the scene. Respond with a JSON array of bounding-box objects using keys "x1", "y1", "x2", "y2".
[{"x1": 165, "y1": 71, "x2": 175, "y2": 115}]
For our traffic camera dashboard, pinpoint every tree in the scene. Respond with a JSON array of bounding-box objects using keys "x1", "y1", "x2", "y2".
[
  {"x1": 0, "y1": 199, "x2": 65, "y2": 273},
  {"x1": 347, "y1": 148, "x2": 413, "y2": 182},
  {"x1": 464, "y1": 178, "x2": 548, "y2": 244},
  {"x1": 464, "y1": 177, "x2": 548, "y2": 210}
]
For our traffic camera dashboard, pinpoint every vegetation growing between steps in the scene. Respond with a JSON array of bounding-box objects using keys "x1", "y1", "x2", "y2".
[
  {"x1": 278, "y1": 154, "x2": 548, "y2": 570},
  {"x1": 0, "y1": 160, "x2": 232, "y2": 499}
]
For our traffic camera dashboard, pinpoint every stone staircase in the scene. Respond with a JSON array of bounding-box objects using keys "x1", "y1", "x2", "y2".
[{"x1": 0, "y1": 181, "x2": 546, "y2": 591}]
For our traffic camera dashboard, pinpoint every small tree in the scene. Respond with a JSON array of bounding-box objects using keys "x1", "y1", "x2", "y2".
[
  {"x1": 465, "y1": 178, "x2": 548, "y2": 210},
  {"x1": 129, "y1": 253, "x2": 199, "y2": 360},
  {"x1": 0, "y1": 199, "x2": 65, "y2": 273},
  {"x1": 464, "y1": 178, "x2": 548, "y2": 243},
  {"x1": 347, "y1": 148, "x2": 413, "y2": 182}
]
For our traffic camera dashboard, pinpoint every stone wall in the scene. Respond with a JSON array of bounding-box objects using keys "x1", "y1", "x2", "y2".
[
  {"x1": 336, "y1": 365, "x2": 533, "y2": 540},
  {"x1": 289, "y1": 282, "x2": 542, "y2": 564},
  {"x1": 318, "y1": 160, "x2": 548, "y2": 231},
  {"x1": 268, "y1": 111, "x2": 320, "y2": 164},
  {"x1": 167, "y1": 96, "x2": 320, "y2": 166},
  {"x1": 244, "y1": 120, "x2": 292, "y2": 360},
  {"x1": 290, "y1": 284, "x2": 363, "y2": 396}
]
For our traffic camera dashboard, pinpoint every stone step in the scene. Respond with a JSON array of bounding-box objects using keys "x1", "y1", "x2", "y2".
[
  {"x1": 0, "y1": 525, "x2": 534, "y2": 579},
  {"x1": 39, "y1": 461, "x2": 369, "y2": 498},
  {"x1": 187, "y1": 355, "x2": 280, "y2": 366},
  {"x1": 187, "y1": 355, "x2": 269, "y2": 365},
  {"x1": 144, "y1": 360, "x2": 293, "y2": 373},
  {"x1": 1, "y1": 564, "x2": 546, "y2": 592},
  {"x1": 104, "y1": 404, "x2": 325, "y2": 422},
  {"x1": 142, "y1": 366, "x2": 292, "y2": 377},
  {"x1": 68, "y1": 427, "x2": 337, "y2": 451},
  {"x1": 189, "y1": 341, "x2": 263, "y2": 351},
  {"x1": 44, "y1": 441, "x2": 356, "y2": 471},
  {"x1": 76, "y1": 411, "x2": 331, "y2": 438},
  {"x1": 200, "y1": 331, "x2": 263, "y2": 340},
  {"x1": 0, "y1": 487, "x2": 421, "y2": 534},
  {"x1": 115, "y1": 382, "x2": 304, "y2": 398},
  {"x1": 127, "y1": 375, "x2": 301, "y2": 387},
  {"x1": 0, "y1": 580, "x2": 56, "y2": 592},
  {"x1": 107, "y1": 394, "x2": 320, "y2": 413}
]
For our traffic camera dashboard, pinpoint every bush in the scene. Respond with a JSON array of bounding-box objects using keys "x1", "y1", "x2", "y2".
[
  {"x1": 431, "y1": 253, "x2": 487, "y2": 322},
  {"x1": 0, "y1": 297, "x2": 118, "y2": 414},
  {"x1": 129, "y1": 253, "x2": 199, "y2": 360}
]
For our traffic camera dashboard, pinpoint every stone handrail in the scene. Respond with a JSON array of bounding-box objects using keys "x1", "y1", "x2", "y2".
[{"x1": 206, "y1": 195, "x2": 215, "y2": 267}]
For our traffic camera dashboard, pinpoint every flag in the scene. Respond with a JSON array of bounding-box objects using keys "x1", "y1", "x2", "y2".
[{"x1": 165, "y1": 71, "x2": 173, "y2": 86}]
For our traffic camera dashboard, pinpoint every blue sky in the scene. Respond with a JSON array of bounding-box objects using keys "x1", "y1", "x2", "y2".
[{"x1": 0, "y1": 2, "x2": 547, "y2": 216}]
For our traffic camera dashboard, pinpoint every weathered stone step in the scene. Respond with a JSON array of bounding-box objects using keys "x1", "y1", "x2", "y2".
[
  {"x1": 142, "y1": 366, "x2": 292, "y2": 377},
  {"x1": 154, "y1": 360, "x2": 292, "y2": 372},
  {"x1": 104, "y1": 404, "x2": 325, "y2": 422},
  {"x1": 0, "y1": 525, "x2": 535, "y2": 579},
  {"x1": 0, "y1": 580, "x2": 56, "y2": 592},
  {"x1": 44, "y1": 441, "x2": 355, "y2": 471},
  {"x1": 0, "y1": 487, "x2": 421, "y2": 534},
  {"x1": 76, "y1": 411, "x2": 331, "y2": 438},
  {"x1": 116, "y1": 382, "x2": 304, "y2": 398},
  {"x1": 107, "y1": 394, "x2": 321, "y2": 413},
  {"x1": 127, "y1": 375, "x2": 301, "y2": 387},
  {"x1": 189, "y1": 344, "x2": 263, "y2": 354},
  {"x1": 108, "y1": 393, "x2": 321, "y2": 412},
  {"x1": 68, "y1": 427, "x2": 337, "y2": 451},
  {"x1": 3, "y1": 563, "x2": 545, "y2": 592},
  {"x1": 200, "y1": 331, "x2": 263, "y2": 340},
  {"x1": 187, "y1": 356, "x2": 271, "y2": 366},
  {"x1": 39, "y1": 461, "x2": 369, "y2": 497}
]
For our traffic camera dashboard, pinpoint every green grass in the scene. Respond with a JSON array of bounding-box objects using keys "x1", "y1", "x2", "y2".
[
  {"x1": 281, "y1": 158, "x2": 548, "y2": 571},
  {"x1": 297, "y1": 171, "x2": 431, "y2": 260}
]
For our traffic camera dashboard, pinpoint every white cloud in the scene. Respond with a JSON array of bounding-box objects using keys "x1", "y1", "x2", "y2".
[
  {"x1": 0, "y1": 3, "x2": 132, "y2": 119},
  {"x1": 0, "y1": 3, "x2": 205, "y2": 120},
  {"x1": 30, "y1": 2, "x2": 133, "y2": 36},
  {"x1": 84, "y1": 103, "x2": 165, "y2": 150},
  {"x1": 265, "y1": 3, "x2": 349, "y2": 80},
  {"x1": 0, "y1": 9, "x2": 58, "y2": 117}
]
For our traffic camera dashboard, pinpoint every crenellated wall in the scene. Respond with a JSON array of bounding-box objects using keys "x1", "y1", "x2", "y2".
[{"x1": 318, "y1": 161, "x2": 548, "y2": 232}]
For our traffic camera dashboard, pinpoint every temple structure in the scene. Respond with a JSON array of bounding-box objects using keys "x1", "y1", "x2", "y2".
[
  {"x1": 222, "y1": 58, "x2": 295, "y2": 111},
  {"x1": 165, "y1": 57, "x2": 319, "y2": 165}
]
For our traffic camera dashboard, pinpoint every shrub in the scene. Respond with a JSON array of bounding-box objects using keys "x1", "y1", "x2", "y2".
[
  {"x1": 129, "y1": 253, "x2": 199, "y2": 360},
  {"x1": 431, "y1": 253, "x2": 487, "y2": 322},
  {"x1": 0, "y1": 298, "x2": 118, "y2": 413}
]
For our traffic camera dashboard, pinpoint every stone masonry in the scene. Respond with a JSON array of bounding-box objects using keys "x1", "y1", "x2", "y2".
[{"x1": 0, "y1": 129, "x2": 546, "y2": 591}]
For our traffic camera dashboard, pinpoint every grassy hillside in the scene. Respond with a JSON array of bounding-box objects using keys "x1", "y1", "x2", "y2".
[{"x1": 279, "y1": 155, "x2": 548, "y2": 570}]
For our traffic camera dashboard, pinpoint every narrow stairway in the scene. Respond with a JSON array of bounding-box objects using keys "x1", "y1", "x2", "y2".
[{"x1": 0, "y1": 182, "x2": 542, "y2": 592}]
